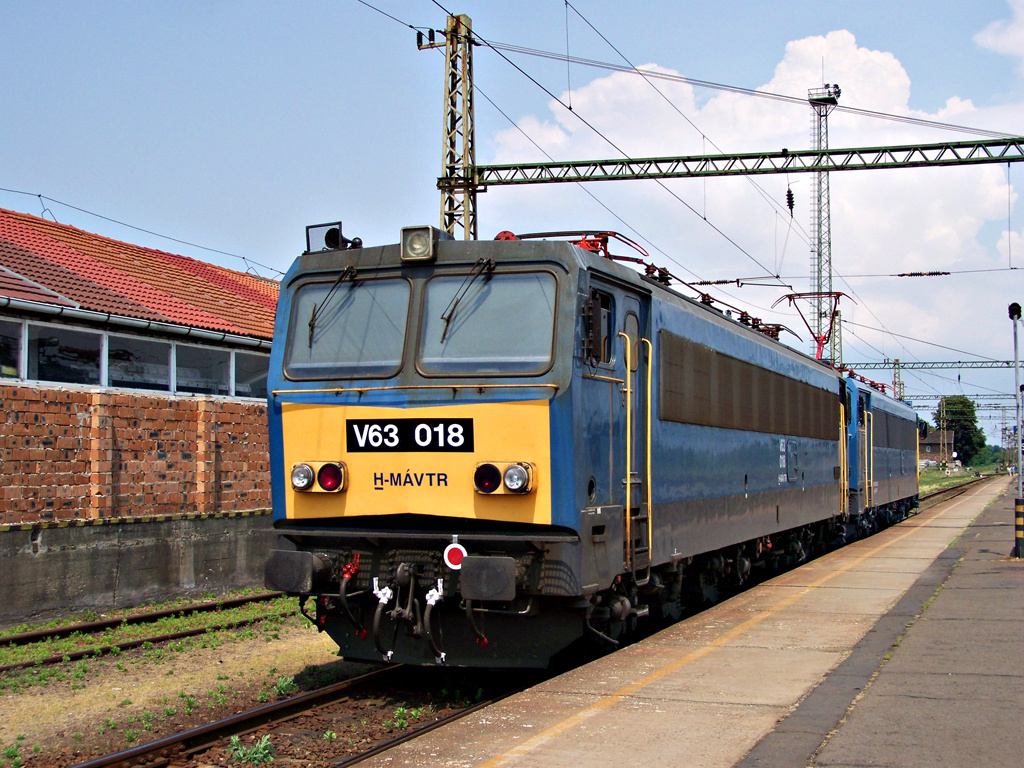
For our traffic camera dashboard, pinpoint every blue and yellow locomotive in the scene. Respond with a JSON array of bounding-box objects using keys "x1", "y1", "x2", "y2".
[{"x1": 264, "y1": 225, "x2": 919, "y2": 668}]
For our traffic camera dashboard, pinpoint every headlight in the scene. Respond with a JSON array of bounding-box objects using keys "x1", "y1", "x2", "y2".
[
  {"x1": 503, "y1": 464, "x2": 530, "y2": 493},
  {"x1": 401, "y1": 225, "x2": 437, "y2": 262},
  {"x1": 291, "y1": 464, "x2": 314, "y2": 491}
]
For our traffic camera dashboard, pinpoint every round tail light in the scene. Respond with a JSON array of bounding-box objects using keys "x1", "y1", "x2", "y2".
[
  {"x1": 474, "y1": 463, "x2": 502, "y2": 493},
  {"x1": 317, "y1": 463, "x2": 344, "y2": 491}
]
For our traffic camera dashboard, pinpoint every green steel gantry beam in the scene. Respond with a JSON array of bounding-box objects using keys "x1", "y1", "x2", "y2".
[
  {"x1": 845, "y1": 360, "x2": 1016, "y2": 370},
  {"x1": 470, "y1": 137, "x2": 1024, "y2": 187},
  {"x1": 905, "y1": 394, "x2": 1017, "y2": 402}
]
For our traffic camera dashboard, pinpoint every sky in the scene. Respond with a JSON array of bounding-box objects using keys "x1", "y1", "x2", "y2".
[{"x1": 3, "y1": 0, "x2": 1024, "y2": 443}]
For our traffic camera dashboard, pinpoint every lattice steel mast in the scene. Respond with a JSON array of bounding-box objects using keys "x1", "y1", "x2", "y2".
[
  {"x1": 419, "y1": 14, "x2": 477, "y2": 240},
  {"x1": 808, "y1": 84, "x2": 841, "y2": 364}
]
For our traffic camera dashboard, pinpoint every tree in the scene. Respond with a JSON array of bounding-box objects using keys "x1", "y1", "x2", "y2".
[{"x1": 932, "y1": 396, "x2": 986, "y2": 465}]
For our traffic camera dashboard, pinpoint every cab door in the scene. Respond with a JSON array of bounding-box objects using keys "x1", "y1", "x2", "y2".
[{"x1": 580, "y1": 281, "x2": 651, "y2": 581}]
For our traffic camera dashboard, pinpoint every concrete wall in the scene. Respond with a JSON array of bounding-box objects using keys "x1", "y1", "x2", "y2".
[{"x1": 0, "y1": 513, "x2": 282, "y2": 628}]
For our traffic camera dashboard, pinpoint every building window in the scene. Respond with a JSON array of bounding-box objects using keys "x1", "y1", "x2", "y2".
[
  {"x1": 28, "y1": 325, "x2": 101, "y2": 385},
  {"x1": 176, "y1": 343, "x2": 230, "y2": 395},
  {"x1": 2, "y1": 318, "x2": 268, "y2": 398},
  {"x1": 0, "y1": 320, "x2": 18, "y2": 378},
  {"x1": 108, "y1": 335, "x2": 171, "y2": 391},
  {"x1": 235, "y1": 351, "x2": 269, "y2": 398}
]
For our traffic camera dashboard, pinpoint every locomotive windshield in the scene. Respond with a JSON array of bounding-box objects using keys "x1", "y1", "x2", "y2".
[
  {"x1": 284, "y1": 277, "x2": 410, "y2": 379},
  {"x1": 418, "y1": 271, "x2": 556, "y2": 375}
]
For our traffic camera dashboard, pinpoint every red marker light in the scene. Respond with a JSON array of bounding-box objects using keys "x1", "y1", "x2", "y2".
[
  {"x1": 443, "y1": 542, "x2": 468, "y2": 570},
  {"x1": 474, "y1": 464, "x2": 501, "y2": 493},
  {"x1": 318, "y1": 463, "x2": 344, "y2": 491}
]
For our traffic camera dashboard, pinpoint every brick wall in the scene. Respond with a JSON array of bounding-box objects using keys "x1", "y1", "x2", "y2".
[{"x1": 0, "y1": 384, "x2": 270, "y2": 525}]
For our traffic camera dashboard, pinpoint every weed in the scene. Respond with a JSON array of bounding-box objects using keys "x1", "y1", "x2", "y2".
[
  {"x1": 228, "y1": 734, "x2": 274, "y2": 764},
  {"x1": 273, "y1": 676, "x2": 298, "y2": 697},
  {"x1": 115, "y1": 662, "x2": 127, "y2": 673},
  {"x1": 217, "y1": 674, "x2": 230, "y2": 681},
  {"x1": 2, "y1": 746, "x2": 19, "y2": 759},
  {"x1": 120, "y1": 698, "x2": 132, "y2": 707},
  {"x1": 323, "y1": 730, "x2": 337, "y2": 742},
  {"x1": 73, "y1": 733, "x2": 84, "y2": 742},
  {"x1": 163, "y1": 707, "x2": 177, "y2": 717},
  {"x1": 104, "y1": 718, "x2": 117, "y2": 729},
  {"x1": 123, "y1": 730, "x2": 138, "y2": 745},
  {"x1": 178, "y1": 693, "x2": 197, "y2": 715},
  {"x1": 11, "y1": 758, "x2": 22, "y2": 768},
  {"x1": 32, "y1": 745, "x2": 41, "y2": 754},
  {"x1": 257, "y1": 690, "x2": 270, "y2": 703}
]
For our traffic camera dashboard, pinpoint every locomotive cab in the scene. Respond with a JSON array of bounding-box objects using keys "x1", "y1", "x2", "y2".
[{"x1": 265, "y1": 227, "x2": 594, "y2": 667}]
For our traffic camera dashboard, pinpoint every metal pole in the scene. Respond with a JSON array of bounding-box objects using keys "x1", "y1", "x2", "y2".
[
  {"x1": 1012, "y1": 304, "x2": 1022, "y2": 498},
  {"x1": 1010, "y1": 303, "x2": 1023, "y2": 557}
]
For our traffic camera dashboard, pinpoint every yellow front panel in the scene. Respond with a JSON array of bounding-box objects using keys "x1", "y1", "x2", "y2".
[{"x1": 281, "y1": 400, "x2": 552, "y2": 524}]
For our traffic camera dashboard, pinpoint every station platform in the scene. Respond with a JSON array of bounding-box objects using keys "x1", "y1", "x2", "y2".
[{"x1": 364, "y1": 476, "x2": 1023, "y2": 768}]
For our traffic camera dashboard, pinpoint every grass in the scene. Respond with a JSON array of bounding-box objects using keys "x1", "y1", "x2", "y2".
[
  {"x1": 0, "y1": 594, "x2": 300, "y2": 683},
  {"x1": 918, "y1": 464, "x2": 996, "y2": 495}
]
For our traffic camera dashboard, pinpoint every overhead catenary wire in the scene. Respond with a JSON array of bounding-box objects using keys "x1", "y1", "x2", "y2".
[
  {"x1": 484, "y1": 40, "x2": 1017, "y2": 140},
  {"x1": 367, "y1": 1, "x2": 1009, "y2": 397},
  {"x1": 427, "y1": 0, "x2": 785, "y2": 285},
  {"x1": 563, "y1": 1, "x2": 812, "y2": 245},
  {"x1": 0, "y1": 187, "x2": 284, "y2": 278}
]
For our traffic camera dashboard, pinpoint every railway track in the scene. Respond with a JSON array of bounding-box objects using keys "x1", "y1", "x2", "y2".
[
  {"x1": 69, "y1": 665, "x2": 532, "y2": 768},
  {"x1": 918, "y1": 474, "x2": 992, "y2": 509},
  {"x1": 0, "y1": 592, "x2": 296, "y2": 674}
]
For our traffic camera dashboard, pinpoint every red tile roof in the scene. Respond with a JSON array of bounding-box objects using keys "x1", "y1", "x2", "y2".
[
  {"x1": 0, "y1": 209, "x2": 279, "y2": 340},
  {"x1": 0, "y1": 264, "x2": 77, "y2": 308}
]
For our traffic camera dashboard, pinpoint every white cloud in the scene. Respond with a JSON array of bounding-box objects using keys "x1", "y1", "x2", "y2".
[
  {"x1": 480, "y1": 26, "x2": 1024, "y2": 438},
  {"x1": 976, "y1": 0, "x2": 1024, "y2": 65}
]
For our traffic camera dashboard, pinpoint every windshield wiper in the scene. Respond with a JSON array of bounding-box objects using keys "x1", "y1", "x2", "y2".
[
  {"x1": 308, "y1": 265, "x2": 357, "y2": 348},
  {"x1": 440, "y1": 259, "x2": 495, "y2": 343}
]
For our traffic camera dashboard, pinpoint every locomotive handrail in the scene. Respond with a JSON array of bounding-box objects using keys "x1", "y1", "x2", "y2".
[
  {"x1": 619, "y1": 331, "x2": 634, "y2": 572},
  {"x1": 272, "y1": 383, "x2": 559, "y2": 396},
  {"x1": 582, "y1": 373, "x2": 625, "y2": 384},
  {"x1": 867, "y1": 411, "x2": 875, "y2": 508},
  {"x1": 839, "y1": 402, "x2": 849, "y2": 517},
  {"x1": 642, "y1": 337, "x2": 653, "y2": 585}
]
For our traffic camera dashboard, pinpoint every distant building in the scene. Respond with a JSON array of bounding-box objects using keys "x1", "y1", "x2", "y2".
[
  {"x1": 919, "y1": 429, "x2": 955, "y2": 464},
  {"x1": 0, "y1": 208, "x2": 281, "y2": 623}
]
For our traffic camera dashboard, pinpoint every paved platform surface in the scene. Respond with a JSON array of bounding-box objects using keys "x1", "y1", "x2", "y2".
[{"x1": 365, "y1": 477, "x2": 1022, "y2": 768}]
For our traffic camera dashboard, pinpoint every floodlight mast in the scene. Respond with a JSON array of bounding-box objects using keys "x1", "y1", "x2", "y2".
[{"x1": 809, "y1": 84, "x2": 841, "y2": 364}]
